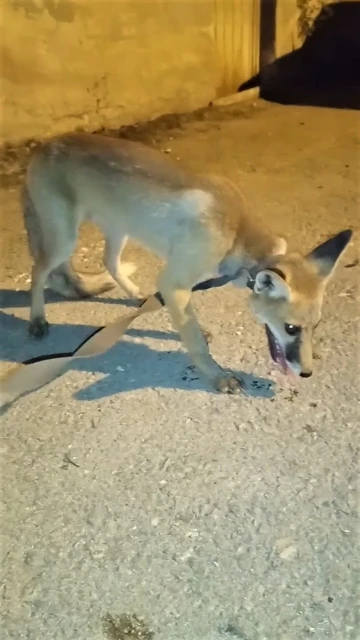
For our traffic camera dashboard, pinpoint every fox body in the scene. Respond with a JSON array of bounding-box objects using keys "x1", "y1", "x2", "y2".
[{"x1": 22, "y1": 132, "x2": 352, "y2": 393}]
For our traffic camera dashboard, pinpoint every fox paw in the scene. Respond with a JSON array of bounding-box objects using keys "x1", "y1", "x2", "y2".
[
  {"x1": 214, "y1": 374, "x2": 245, "y2": 395},
  {"x1": 29, "y1": 317, "x2": 49, "y2": 339}
]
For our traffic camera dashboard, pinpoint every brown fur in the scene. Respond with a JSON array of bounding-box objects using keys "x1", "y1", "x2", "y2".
[{"x1": 21, "y1": 132, "x2": 352, "y2": 392}]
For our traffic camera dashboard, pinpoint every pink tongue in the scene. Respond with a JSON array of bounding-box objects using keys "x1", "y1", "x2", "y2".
[
  {"x1": 272, "y1": 341, "x2": 288, "y2": 375},
  {"x1": 275, "y1": 349, "x2": 297, "y2": 379},
  {"x1": 276, "y1": 349, "x2": 288, "y2": 374},
  {"x1": 265, "y1": 325, "x2": 291, "y2": 376}
]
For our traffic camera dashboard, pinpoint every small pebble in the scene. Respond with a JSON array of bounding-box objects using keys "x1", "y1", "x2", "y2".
[{"x1": 279, "y1": 545, "x2": 298, "y2": 560}]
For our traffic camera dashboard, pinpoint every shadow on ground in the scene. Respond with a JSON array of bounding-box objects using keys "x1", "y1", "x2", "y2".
[
  {"x1": 0, "y1": 287, "x2": 141, "y2": 310},
  {"x1": 0, "y1": 289, "x2": 275, "y2": 408}
]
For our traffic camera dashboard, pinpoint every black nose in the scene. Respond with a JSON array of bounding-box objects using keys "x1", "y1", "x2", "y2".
[{"x1": 300, "y1": 371, "x2": 312, "y2": 378}]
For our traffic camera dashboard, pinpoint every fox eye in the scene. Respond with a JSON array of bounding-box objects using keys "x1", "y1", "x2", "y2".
[{"x1": 285, "y1": 323, "x2": 301, "y2": 336}]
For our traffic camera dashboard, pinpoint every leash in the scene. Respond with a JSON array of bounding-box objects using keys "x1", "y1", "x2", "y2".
[{"x1": 0, "y1": 270, "x2": 254, "y2": 401}]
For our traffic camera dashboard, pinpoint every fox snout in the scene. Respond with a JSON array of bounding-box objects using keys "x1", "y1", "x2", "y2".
[{"x1": 285, "y1": 331, "x2": 313, "y2": 378}]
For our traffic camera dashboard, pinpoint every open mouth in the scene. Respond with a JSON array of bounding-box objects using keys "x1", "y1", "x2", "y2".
[{"x1": 265, "y1": 325, "x2": 289, "y2": 375}]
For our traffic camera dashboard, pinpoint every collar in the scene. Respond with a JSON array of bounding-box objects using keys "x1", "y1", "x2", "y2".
[
  {"x1": 192, "y1": 267, "x2": 256, "y2": 294},
  {"x1": 148, "y1": 267, "x2": 257, "y2": 309},
  {"x1": 192, "y1": 265, "x2": 287, "y2": 295},
  {"x1": 245, "y1": 273, "x2": 256, "y2": 291}
]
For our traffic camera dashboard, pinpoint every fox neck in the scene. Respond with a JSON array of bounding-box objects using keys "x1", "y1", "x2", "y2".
[{"x1": 219, "y1": 230, "x2": 284, "y2": 288}]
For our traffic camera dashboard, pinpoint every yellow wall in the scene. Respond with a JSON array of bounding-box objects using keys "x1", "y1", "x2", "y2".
[
  {"x1": 1, "y1": 0, "x2": 220, "y2": 144},
  {"x1": 276, "y1": 0, "x2": 302, "y2": 59}
]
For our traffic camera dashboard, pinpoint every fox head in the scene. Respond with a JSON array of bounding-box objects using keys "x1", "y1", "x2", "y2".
[{"x1": 248, "y1": 229, "x2": 353, "y2": 377}]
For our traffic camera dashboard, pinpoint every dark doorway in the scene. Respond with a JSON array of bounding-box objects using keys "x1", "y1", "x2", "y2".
[
  {"x1": 259, "y1": 0, "x2": 277, "y2": 69},
  {"x1": 239, "y1": 0, "x2": 360, "y2": 110}
]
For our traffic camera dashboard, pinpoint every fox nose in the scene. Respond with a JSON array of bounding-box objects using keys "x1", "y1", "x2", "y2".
[{"x1": 300, "y1": 371, "x2": 312, "y2": 378}]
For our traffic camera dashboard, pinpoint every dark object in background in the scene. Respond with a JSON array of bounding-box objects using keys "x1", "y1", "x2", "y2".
[
  {"x1": 239, "y1": 1, "x2": 360, "y2": 110},
  {"x1": 259, "y1": 0, "x2": 276, "y2": 70}
]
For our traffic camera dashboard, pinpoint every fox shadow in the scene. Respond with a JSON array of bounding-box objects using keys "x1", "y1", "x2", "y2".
[
  {"x1": 0, "y1": 286, "x2": 179, "y2": 361},
  {"x1": 0, "y1": 285, "x2": 145, "y2": 310},
  {"x1": 0, "y1": 289, "x2": 275, "y2": 406}
]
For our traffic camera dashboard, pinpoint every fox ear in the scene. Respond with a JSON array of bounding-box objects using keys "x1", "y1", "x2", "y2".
[
  {"x1": 307, "y1": 229, "x2": 353, "y2": 278},
  {"x1": 254, "y1": 268, "x2": 290, "y2": 299}
]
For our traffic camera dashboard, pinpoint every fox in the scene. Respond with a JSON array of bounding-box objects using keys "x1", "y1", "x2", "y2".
[{"x1": 21, "y1": 132, "x2": 352, "y2": 394}]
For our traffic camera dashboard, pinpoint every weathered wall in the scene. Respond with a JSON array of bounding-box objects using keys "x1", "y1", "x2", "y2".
[
  {"x1": 276, "y1": 0, "x2": 302, "y2": 59},
  {"x1": 1, "y1": 0, "x2": 219, "y2": 144},
  {"x1": 276, "y1": 0, "x2": 344, "y2": 59}
]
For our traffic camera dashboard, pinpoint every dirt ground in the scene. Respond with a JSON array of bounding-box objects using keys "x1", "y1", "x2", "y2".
[{"x1": 0, "y1": 100, "x2": 359, "y2": 640}]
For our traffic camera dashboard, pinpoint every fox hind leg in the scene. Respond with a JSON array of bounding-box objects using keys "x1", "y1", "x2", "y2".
[
  {"x1": 103, "y1": 234, "x2": 140, "y2": 299},
  {"x1": 24, "y1": 189, "x2": 78, "y2": 338}
]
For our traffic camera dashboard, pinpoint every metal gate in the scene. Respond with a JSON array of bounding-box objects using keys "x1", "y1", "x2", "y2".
[{"x1": 214, "y1": 0, "x2": 261, "y2": 96}]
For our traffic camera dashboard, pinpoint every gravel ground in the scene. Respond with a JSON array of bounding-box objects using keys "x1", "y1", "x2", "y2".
[{"x1": 0, "y1": 100, "x2": 359, "y2": 640}]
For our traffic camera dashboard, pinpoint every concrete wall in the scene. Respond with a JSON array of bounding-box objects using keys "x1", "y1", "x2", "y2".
[
  {"x1": 276, "y1": 0, "x2": 301, "y2": 59},
  {"x1": 1, "y1": 0, "x2": 219, "y2": 144}
]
